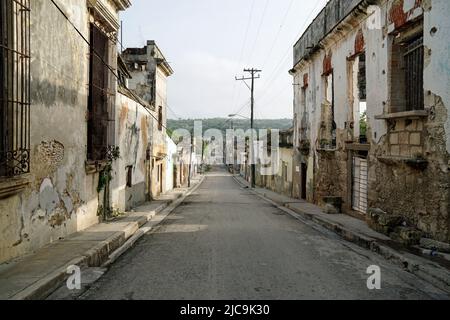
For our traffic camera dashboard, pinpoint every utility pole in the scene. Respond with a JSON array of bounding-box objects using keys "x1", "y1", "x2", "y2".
[{"x1": 236, "y1": 68, "x2": 261, "y2": 188}]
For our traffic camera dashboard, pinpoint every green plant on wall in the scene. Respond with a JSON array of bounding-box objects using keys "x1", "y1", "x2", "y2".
[
  {"x1": 97, "y1": 146, "x2": 121, "y2": 220},
  {"x1": 319, "y1": 139, "x2": 331, "y2": 149},
  {"x1": 97, "y1": 163, "x2": 113, "y2": 193},
  {"x1": 360, "y1": 111, "x2": 367, "y2": 138}
]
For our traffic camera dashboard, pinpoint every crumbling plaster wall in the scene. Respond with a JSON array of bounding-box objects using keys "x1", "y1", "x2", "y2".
[
  {"x1": 0, "y1": 0, "x2": 128, "y2": 264},
  {"x1": 293, "y1": 22, "x2": 378, "y2": 205},
  {"x1": 111, "y1": 93, "x2": 150, "y2": 212},
  {"x1": 165, "y1": 135, "x2": 177, "y2": 192},
  {"x1": 423, "y1": 0, "x2": 450, "y2": 154},
  {"x1": 255, "y1": 147, "x2": 294, "y2": 197},
  {"x1": 0, "y1": 0, "x2": 96, "y2": 264},
  {"x1": 368, "y1": 0, "x2": 450, "y2": 242},
  {"x1": 150, "y1": 64, "x2": 170, "y2": 197},
  {"x1": 292, "y1": 0, "x2": 449, "y2": 241}
]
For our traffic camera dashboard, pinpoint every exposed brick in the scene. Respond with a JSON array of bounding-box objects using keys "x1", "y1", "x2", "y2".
[
  {"x1": 416, "y1": 120, "x2": 424, "y2": 131},
  {"x1": 323, "y1": 52, "x2": 333, "y2": 75},
  {"x1": 391, "y1": 145, "x2": 400, "y2": 156},
  {"x1": 354, "y1": 29, "x2": 365, "y2": 55},
  {"x1": 395, "y1": 119, "x2": 405, "y2": 131},
  {"x1": 411, "y1": 146, "x2": 423, "y2": 156},
  {"x1": 406, "y1": 120, "x2": 416, "y2": 130},
  {"x1": 399, "y1": 132, "x2": 409, "y2": 144},
  {"x1": 410, "y1": 133, "x2": 422, "y2": 146},
  {"x1": 389, "y1": 0, "x2": 423, "y2": 30},
  {"x1": 400, "y1": 145, "x2": 411, "y2": 157},
  {"x1": 390, "y1": 133, "x2": 399, "y2": 145}
]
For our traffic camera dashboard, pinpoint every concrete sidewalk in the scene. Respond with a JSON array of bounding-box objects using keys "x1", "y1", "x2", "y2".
[
  {"x1": 0, "y1": 176, "x2": 204, "y2": 300},
  {"x1": 233, "y1": 175, "x2": 450, "y2": 293}
]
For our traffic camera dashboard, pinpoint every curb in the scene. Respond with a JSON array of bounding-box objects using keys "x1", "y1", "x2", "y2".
[
  {"x1": 101, "y1": 176, "x2": 206, "y2": 268},
  {"x1": 9, "y1": 176, "x2": 205, "y2": 300},
  {"x1": 232, "y1": 175, "x2": 450, "y2": 294},
  {"x1": 10, "y1": 256, "x2": 88, "y2": 300}
]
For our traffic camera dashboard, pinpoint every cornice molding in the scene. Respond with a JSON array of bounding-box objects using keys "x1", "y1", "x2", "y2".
[
  {"x1": 87, "y1": 0, "x2": 131, "y2": 31},
  {"x1": 111, "y1": 0, "x2": 131, "y2": 11}
]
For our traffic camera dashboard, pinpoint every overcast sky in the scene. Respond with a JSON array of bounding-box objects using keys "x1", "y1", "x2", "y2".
[{"x1": 121, "y1": 0, "x2": 327, "y2": 119}]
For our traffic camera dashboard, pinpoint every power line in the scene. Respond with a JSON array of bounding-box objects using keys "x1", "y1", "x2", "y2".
[
  {"x1": 247, "y1": 0, "x2": 270, "y2": 64},
  {"x1": 258, "y1": 85, "x2": 290, "y2": 111},
  {"x1": 50, "y1": 0, "x2": 120, "y2": 82},
  {"x1": 155, "y1": 90, "x2": 186, "y2": 120},
  {"x1": 217, "y1": 99, "x2": 251, "y2": 131},
  {"x1": 230, "y1": 0, "x2": 257, "y2": 117},
  {"x1": 123, "y1": 87, "x2": 173, "y2": 132},
  {"x1": 257, "y1": 0, "x2": 327, "y2": 101},
  {"x1": 261, "y1": 0, "x2": 294, "y2": 69},
  {"x1": 49, "y1": 0, "x2": 179, "y2": 134}
]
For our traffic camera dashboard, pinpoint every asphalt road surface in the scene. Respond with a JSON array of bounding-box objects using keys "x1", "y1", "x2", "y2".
[{"x1": 80, "y1": 168, "x2": 449, "y2": 300}]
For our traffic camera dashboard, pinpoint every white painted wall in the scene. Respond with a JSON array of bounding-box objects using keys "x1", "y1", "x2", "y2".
[
  {"x1": 166, "y1": 135, "x2": 177, "y2": 192},
  {"x1": 423, "y1": 0, "x2": 450, "y2": 153},
  {"x1": 111, "y1": 92, "x2": 150, "y2": 213}
]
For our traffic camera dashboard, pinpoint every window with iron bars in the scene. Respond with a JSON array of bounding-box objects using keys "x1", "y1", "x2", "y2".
[
  {"x1": 404, "y1": 36, "x2": 424, "y2": 111},
  {"x1": 0, "y1": 0, "x2": 31, "y2": 178},
  {"x1": 87, "y1": 23, "x2": 114, "y2": 161},
  {"x1": 389, "y1": 22, "x2": 424, "y2": 113}
]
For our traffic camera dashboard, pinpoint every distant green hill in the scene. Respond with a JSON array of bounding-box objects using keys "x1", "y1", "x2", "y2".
[{"x1": 167, "y1": 118, "x2": 292, "y2": 136}]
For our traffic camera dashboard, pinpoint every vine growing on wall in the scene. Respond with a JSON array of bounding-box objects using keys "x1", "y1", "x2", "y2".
[{"x1": 97, "y1": 146, "x2": 121, "y2": 220}]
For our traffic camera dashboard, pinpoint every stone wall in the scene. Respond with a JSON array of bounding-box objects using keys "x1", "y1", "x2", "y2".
[
  {"x1": 292, "y1": 0, "x2": 450, "y2": 242},
  {"x1": 369, "y1": 97, "x2": 450, "y2": 242},
  {"x1": 315, "y1": 149, "x2": 349, "y2": 206}
]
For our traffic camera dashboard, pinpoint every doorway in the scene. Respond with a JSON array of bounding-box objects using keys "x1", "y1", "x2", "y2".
[
  {"x1": 159, "y1": 164, "x2": 163, "y2": 194},
  {"x1": 301, "y1": 163, "x2": 307, "y2": 200},
  {"x1": 352, "y1": 156, "x2": 368, "y2": 214}
]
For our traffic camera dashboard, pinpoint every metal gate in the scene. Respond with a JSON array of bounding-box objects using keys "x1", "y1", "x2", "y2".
[
  {"x1": 0, "y1": 0, "x2": 31, "y2": 177},
  {"x1": 352, "y1": 156, "x2": 368, "y2": 214}
]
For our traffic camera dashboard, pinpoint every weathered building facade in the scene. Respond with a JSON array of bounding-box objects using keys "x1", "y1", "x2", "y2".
[
  {"x1": 0, "y1": 0, "x2": 131, "y2": 264},
  {"x1": 256, "y1": 129, "x2": 295, "y2": 197},
  {"x1": 291, "y1": 0, "x2": 450, "y2": 242},
  {"x1": 112, "y1": 85, "x2": 151, "y2": 213},
  {"x1": 122, "y1": 41, "x2": 174, "y2": 198}
]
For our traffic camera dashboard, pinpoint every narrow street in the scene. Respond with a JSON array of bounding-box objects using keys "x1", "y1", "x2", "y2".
[{"x1": 80, "y1": 167, "x2": 448, "y2": 300}]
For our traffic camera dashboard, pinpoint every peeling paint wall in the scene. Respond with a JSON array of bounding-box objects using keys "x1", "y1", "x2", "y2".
[
  {"x1": 111, "y1": 92, "x2": 150, "y2": 212},
  {"x1": 292, "y1": 0, "x2": 450, "y2": 241},
  {"x1": 422, "y1": 0, "x2": 450, "y2": 154},
  {"x1": 0, "y1": 0, "x2": 91, "y2": 263},
  {"x1": 151, "y1": 65, "x2": 170, "y2": 197},
  {"x1": 122, "y1": 41, "x2": 173, "y2": 199},
  {"x1": 166, "y1": 135, "x2": 177, "y2": 192},
  {"x1": 0, "y1": 0, "x2": 128, "y2": 264},
  {"x1": 256, "y1": 147, "x2": 294, "y2": 197}
]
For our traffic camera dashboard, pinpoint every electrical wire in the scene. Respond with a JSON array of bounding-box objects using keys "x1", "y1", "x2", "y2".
[
  {"x1": 257, "y1": 0, "x2": 327, "y2": 101},
  {"x1": 247, "y1": 0, "x2": 270, "y2": 65},
  {"x1": 49, "y1": 0, "x2": 177, "y2": 133},
  {"x1": 50, "y1": 0, "x2": 121, "y2": 81},
  {"x1": 230, "y1": 0, "x2": 257, "y2": 116},
  {"x1": 261, "y1": 0, "x2": 294, "y2": 69}
]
